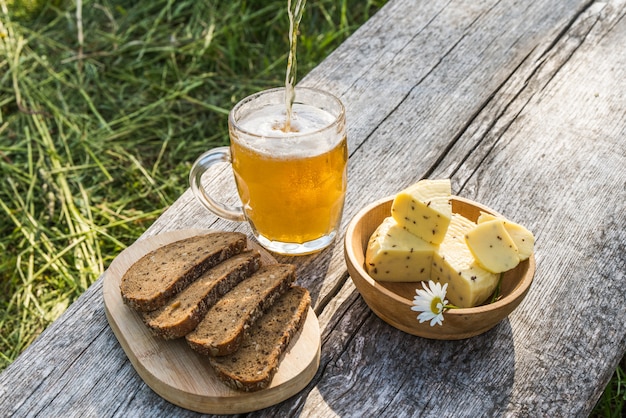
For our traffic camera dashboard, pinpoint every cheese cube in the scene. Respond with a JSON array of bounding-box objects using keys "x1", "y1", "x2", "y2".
[
  {"x1": 365, "y1": 217, "x2": 435, "y2": 282},
  {"x1": 477, "y1": 212, "x2": 535, "y2": 261},
  {"x1": 391, "y1": 179, "x2": 452, "y2": 244},
  {"x1": 431, "y1": 214, "x2": 499, "y2": 308},
  {"x1": 464, "y1": 219, "x2": 520, "y2": 273}
]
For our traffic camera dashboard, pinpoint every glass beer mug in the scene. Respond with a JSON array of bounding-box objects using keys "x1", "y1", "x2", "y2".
[{"x1": 190, "y1": 87, "x2": 347, "y2": 255}]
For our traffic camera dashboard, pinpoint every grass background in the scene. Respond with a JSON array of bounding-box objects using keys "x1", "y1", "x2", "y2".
[{"x1": 0, "y1": 0, "x2": 623, "y2": 415}]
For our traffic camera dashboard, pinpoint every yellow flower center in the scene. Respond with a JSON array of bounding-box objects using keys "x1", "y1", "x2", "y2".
[{"x1": 431, "y1": 297, "x2": 442, "y2": 314}]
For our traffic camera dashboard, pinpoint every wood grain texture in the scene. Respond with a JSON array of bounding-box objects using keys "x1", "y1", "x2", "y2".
[{"x1": 1, "y1": 0, "x2": 625, "y2": 417}]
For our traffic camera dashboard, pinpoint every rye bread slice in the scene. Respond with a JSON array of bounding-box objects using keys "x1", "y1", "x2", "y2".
[
  {"x1": 120, "y1": 232, "x2": 246, "y2": 312},
  {"x1": 186, "y1": 264, "x2": 296, "y2": 356},
  {"x1": 142, "y1": 250, "x2": 261, "y2": 339},
  {"x1": 207, "y1": 286, "x2": 310, "y2": 392}
]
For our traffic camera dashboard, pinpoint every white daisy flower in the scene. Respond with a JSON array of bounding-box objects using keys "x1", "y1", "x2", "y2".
[{"x1": 411, "y1": 280, "x2": 449, "y2": 326}]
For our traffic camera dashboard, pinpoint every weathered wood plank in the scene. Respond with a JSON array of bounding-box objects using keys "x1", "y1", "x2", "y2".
[
  {"x1": 1, "y1": 0, "x2": 625, "y2": 417},
  {"x1": 258, "y1": 0, "x2": 626, "y2": 416},
  {"x1": 458, "y1": 3, "x2": 626, "y2": 413}
]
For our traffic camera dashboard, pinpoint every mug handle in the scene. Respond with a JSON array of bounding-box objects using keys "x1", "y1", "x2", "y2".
[{"x1": 189, "y1": 146, "x2": 246, "y2": 222}]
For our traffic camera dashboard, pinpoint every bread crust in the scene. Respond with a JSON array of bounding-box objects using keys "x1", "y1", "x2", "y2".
[
  {"x1": 142, "y1": 251, "x2": 261, "y2": 339},
  {"x1": 207, "y1": 286, "x2": 311, "y2": 392},
  {"x1": 120, "y1": 232, "x2": 246, "y2": 312},
  {"x1": 185, "y1": 264, "x2": 296, "y2": 356}
]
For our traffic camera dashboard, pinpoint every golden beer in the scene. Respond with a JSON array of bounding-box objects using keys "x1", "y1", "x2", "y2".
[
  {"x1": 231, "y1": 135, "x2": 347, "y2": 244},
  {"x1": 229, "y1": 92, "x2": 348, "y2": 253}
]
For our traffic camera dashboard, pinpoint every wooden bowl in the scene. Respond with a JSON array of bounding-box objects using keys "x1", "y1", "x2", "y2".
[{"x1": 344, "y1": 196, "x2": 535, "y2": 340}]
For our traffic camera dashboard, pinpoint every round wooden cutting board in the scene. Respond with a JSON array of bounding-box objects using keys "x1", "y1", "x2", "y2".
[{"x1": 102, "y1": 229, "x2": 321, "y2": 415}]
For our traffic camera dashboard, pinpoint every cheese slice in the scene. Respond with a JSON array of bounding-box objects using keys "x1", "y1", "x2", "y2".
[
  {"x1": 464, "y1": 219, "x2": 520, "y2": 273},
  {"x1": 477, "y1": 212, "x2": 535, "y2": 261},
  {"x1": 431, "y1": 214, "x2": 499, "y2": 308},
  {"x1": 391, "y1": 179, "x2": 452, "y2": 244},
  {"x1": 365, "y1": 217, "x2": 435, "y2": 282}
]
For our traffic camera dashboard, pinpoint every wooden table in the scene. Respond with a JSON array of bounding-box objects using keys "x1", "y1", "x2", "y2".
[{"x1": 2, "y1": 0, "x2": 625, "y2": 416}]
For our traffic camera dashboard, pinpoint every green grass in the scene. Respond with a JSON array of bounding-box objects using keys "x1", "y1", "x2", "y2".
[
  {"x1": 0, "y1": 1, "x2": 623, "y2": 416},
  {"x1": 0, "y1": 0, "x2": 385, "y2": 367}
]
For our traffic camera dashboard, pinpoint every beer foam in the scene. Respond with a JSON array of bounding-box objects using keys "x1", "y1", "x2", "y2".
[
  {"x1": 238, "y1": 104, "x2": 335, "y2": 137},
  {"x1": 235, "y1": 103, "x2": 342, "y2": 158}
]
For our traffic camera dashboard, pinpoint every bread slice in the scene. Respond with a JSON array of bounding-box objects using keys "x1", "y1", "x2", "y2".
[
  {"x1": 120, "y1": 232, "x2": 246, "y2": 312},
  {"x1": 142, "y1": 250, "x2": 261, "y2": 339},
  {"x1": 186, "y1": 264, "x2": 296, "y2": 356},
  {"x1": 208, "y1": 286, "x2": 310, "y2": 392}
]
